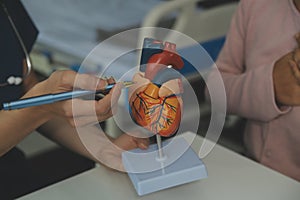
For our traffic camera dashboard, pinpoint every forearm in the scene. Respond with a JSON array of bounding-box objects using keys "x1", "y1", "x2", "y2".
[
  {"x1": 206, "y1": 0, "x2": 291, "y2": 122},
  {"x1": 37, "y1": 118, "x2": 99, "y2": 162},
  {"x1": 218, "y1": 63, "x2": 290, "y2": 121},
  {"x1": 0, "y1": 107, "x2": 48, "y2": 156},
  {"x1": 37, "y1": 117, "x2": 149, "y2": 172}
]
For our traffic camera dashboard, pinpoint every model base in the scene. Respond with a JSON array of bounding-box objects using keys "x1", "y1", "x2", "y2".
[{"x1": 122, "y1": 137, "x2": 207, "y2": 196}]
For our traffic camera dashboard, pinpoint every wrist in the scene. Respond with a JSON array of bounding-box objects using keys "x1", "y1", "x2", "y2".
[
  {"x1": 21, "y1": 82, "x2": 53, "y2": 122},
  {"x1": 27, "y1": 105, "x2": 52, "y2": 122},
  {"x1": 1, "y1": 105, "x2": 51, "y2": 137}
]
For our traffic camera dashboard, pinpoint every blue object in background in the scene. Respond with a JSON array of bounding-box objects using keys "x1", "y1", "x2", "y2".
[
  {"x1": 178, "y1": 36, "x2": 225, "y2": 76},
  {"x1": 70, "y1": 64, "x2": 81, "y2": 73},
  {"x1": 140, "y1": 38, "x2": 164, "y2": 72},
  {"x1": 201, "y1": 36, "x2": 225, "y2": 61}
]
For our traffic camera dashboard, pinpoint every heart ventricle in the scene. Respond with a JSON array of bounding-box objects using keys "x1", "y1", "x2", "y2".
[{"x1": 129, "y1": 82, "x2": 182, "y2": 137}]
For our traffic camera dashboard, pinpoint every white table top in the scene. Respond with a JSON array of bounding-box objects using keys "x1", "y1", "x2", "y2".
[{"x1": 19, "y1": 132, "x2": 300, "y2": 200}]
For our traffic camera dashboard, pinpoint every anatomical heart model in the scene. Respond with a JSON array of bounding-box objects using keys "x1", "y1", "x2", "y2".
[
  {"x1": 124, "y1": 39, "x2": 207, "y2": 197},
  {"x1": 129, "y1": 38, "x2": 184, "y2": 137}
]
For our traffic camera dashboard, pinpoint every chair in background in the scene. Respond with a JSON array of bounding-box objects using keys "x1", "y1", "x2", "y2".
[{"x1": 139, "y1": 0, "x2": 238, "y2": 45}]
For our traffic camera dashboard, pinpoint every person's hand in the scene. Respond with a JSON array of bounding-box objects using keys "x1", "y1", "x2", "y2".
[
  {"x1": 112, "y1": 131, "x2": 149, "y2": 151},
  {"x1": 275, "y1": 33, "x2": 300, "y2": 106},
  {"x1": 97, "y1": 131, "x2": 149, "y2": 172},
  {"x1": 295, "y1": 33, "x2": 300, "y2": 47},
  {"x1": 290, "y1": 33, "x2": 300, "y2": 82},
  {"x1": 273, "y1": 49, "x2": 300, "y2": 106},
  {"x1": 23, "y1": 70, "x2": 122, "y2": 126}
]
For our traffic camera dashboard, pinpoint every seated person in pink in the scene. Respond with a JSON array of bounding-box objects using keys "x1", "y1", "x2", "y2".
[{"x1": 207, "y1": 0, "x2": 300, "y2": 181}]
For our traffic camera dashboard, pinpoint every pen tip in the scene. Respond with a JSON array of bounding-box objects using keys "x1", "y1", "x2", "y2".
[{"x1": 122, "y1": 81, "x2": 136, "y2": 87}]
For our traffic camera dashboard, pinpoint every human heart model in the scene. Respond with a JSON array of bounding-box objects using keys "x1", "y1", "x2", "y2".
[{"x1": 129, "y1": 38, "x2": 184, "y2": 137}]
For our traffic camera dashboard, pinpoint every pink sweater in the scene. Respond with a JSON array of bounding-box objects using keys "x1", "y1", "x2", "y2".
[{"x1": 214, "y1": 0, "x2": 300, "y2": 181}]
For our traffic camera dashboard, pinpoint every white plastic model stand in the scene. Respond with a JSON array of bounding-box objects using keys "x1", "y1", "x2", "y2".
[{"x1": 122, "y1": 136, "x2": 207, "y2": 196}]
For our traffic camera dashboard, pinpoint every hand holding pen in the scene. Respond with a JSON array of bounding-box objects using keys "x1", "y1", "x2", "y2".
[{"x1": 7, "y1": 70, "x2": 130, "y2": 127}]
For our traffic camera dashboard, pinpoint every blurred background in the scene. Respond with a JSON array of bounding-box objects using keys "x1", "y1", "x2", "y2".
[{"x1": 17, "y1": 0, "x2": 243, "y2": 193}]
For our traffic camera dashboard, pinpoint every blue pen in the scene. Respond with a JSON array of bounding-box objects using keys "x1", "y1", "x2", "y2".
[{"x1": 2, "y1": 81, "x2": 135, "y2": 110}]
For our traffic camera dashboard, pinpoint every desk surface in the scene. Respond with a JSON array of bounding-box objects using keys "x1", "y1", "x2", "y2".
[{"x1": 19, "y1": 132, "x2": 300, "y2": 200}]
